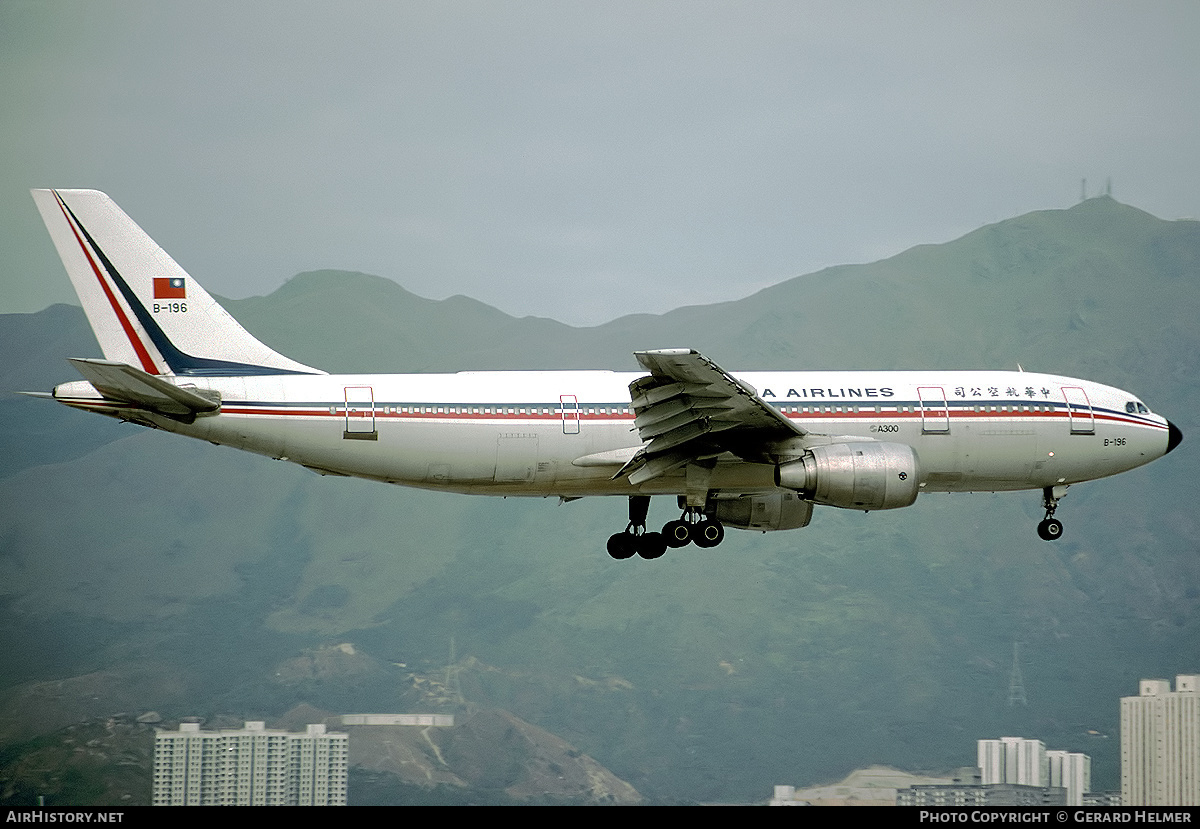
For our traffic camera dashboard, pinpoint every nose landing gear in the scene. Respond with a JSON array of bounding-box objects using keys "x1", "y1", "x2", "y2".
[{"x1": 1037, "y1": 486, "x2": 1066, "y2": 541}]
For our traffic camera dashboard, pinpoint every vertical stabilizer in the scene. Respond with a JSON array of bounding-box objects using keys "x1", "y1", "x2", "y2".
[{"x1": 31, "y1": 189, "x2": 323, "y2": 376}]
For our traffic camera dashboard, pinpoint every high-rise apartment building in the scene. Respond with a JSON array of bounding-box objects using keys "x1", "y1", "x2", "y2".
[
  {"x1": 978, "y1": 737, "x2": 1048, "y2": 786},
  {"x1": 1046, "y1": 750, "x2": 1091, "y2": 806},
  {"x1": 153, "y1": 721, "x2": 349, "y2": 806},
  {"x1": 1121, "y1": 674, "x2": 1199, "y2": 806}
]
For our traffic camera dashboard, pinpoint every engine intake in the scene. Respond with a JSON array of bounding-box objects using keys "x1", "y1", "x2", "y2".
[{"x1": 774, "y1": 442, "x2": 920, "y2": 511}]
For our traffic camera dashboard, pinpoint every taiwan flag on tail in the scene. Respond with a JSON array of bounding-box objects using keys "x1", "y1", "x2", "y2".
[{"x1": 153, "y1": 277, "x2": 186, "y2": 299}]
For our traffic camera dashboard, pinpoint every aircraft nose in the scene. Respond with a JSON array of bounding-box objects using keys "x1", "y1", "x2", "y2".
[{"x1": 1166, "y1": 420, "x2": 1183, "y2": 454}]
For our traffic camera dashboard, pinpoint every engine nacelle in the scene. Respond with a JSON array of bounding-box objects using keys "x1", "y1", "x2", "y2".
[
  {"x1": 774, "y1": 442, "x2": 920, "y2": 511},
  {"x1": 708, "y1": 492, "x2": 814, "y2": 531}
]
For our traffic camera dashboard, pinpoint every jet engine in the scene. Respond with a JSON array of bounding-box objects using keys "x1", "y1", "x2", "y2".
[
  {"x1": 707, "y1": 492, "x2": 814, "y2": 531},
  {"x1": 774, "y1": 442, "x2": 920, "y2": 511}
]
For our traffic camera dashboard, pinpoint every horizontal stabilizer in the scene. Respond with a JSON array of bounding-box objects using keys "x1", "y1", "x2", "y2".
[{"x1": 66, "y1": 358, "x2": 221, "y2": 419}]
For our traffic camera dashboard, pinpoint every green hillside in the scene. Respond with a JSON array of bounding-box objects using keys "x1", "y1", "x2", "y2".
[{"x1": 1, "y1": 197, "x2": 1197, "y2": 802}]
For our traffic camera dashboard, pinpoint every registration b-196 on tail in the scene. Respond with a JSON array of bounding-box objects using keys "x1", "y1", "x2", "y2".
[{"x1": 29, "y1": 189, "x2": 1182, "y2": 559}]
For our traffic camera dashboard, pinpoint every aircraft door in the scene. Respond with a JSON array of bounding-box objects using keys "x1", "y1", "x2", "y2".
[
  {"x1": 560, "y1": 394, "x2": 580, "y2": 434},
  {"x1": 917, "y1": 386, "x2": 951, "y2": 434},
  {"x1": 1060, "y1": 386, "x2": 1095, "y2": 434},
  {"x1": 343, "y1": 385, "x2": 378, "y2": 440}
]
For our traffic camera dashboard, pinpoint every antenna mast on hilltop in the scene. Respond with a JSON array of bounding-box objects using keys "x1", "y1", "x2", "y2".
[
  {"x1": 445, "y1": 636, "x2": 465, "y2": 708},
  {"x1": 1080, "y1": 179, "x2": 1088, "y2": 202},
  {"x1": 1008, "y1": 641, "x2": 1027, "y2": 706}
]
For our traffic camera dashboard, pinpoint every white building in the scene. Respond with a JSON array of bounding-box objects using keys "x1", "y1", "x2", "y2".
[
  {"x1": 978, "y1": 737, "x2": 1048, "y2": 786},
  {"x1": 153, "y1": 721, "x2": 349, "y2": 806},
  {"x1": 1046, "y1": 750, "x2": 1091, "y2": 806},
  {"x1": 1121, "y1": 674, "x2": 1200, "y2": 806},
  {"x1": 341, "y1": 713, "x2": 454, "y2": 726}
]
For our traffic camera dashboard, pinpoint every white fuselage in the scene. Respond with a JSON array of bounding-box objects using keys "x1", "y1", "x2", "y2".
[{"x1": 61, "y1": 367, "x2": 1172, "y2": 500}]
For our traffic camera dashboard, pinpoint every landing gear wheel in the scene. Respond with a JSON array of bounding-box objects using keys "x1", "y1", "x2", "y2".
[
  {"x1": 635, "y1": 531, "x2": 668, "y2": 560},
  {"x1": 1037, "y1": 518, "x2": 1064, "y2": 541},
  {"x1": 607, "y1": 532, "x2": 636, "y2": 560},
  {"x1": 608, "y1": 495, "x2": 666, "y2": 560},
  {"x1": 692, "y1": 519, "x2": 725, "y2": 548},
  {"x1": 1037, "y1": 486, "x2": 1066, "y2": 542},
  {"x1": 662, "y1": 520, "x2": 692, "y2": 548}
]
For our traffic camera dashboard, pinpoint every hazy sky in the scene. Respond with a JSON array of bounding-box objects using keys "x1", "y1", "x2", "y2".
[{"x1": 3, "y1": 1, "x2": 1198, "y2": 325}]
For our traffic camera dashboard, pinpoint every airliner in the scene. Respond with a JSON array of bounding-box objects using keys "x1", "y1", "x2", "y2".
[{"x1": 29, "y1": 189, "x2": 1182, "y2": 559}]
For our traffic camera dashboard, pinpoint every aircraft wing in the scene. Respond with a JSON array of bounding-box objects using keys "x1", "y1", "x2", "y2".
[
  {"x1": 65, "y1": 358, "x2": 221, "y2": 420},
  {"x1": 615, "y1": 349, "x2": 806, "y2": 485}
]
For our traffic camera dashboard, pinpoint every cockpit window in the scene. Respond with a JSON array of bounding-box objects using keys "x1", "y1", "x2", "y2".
[
  {"x1": 1126, "y1": 402, "x2": 1137, "y2": 413},
  {"x1": 1138, "y1": 403, "x2": 1149, "y2": 414}
]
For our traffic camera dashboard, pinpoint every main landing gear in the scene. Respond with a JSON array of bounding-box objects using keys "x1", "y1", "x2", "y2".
[
  {"x1": 607, "y1": 496, "x2": 725, "y2": 560},
  {"x1": 1037, "y1": 486, "x2": 1066, "y2": 541}
]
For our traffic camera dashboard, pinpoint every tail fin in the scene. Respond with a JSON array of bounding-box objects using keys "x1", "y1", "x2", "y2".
[{"x1": 31, "y1": 189, "x2": 324, "y2": 376}]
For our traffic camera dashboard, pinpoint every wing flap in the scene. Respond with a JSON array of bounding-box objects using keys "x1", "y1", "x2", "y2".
[
  {"x1": 616, "y1": 349, "x2": 806, "y2": 485},
  {"x1": 626, "y1": 450, "x2": 694, "y2": 485},
  {"x1": 572, "y1": 446, "x2": 644, "y2": 467},
  {"x1": 637, "y1": 409, "x2": 706, "y2": 440},
  {"x1": 632, "y1": 396, "x2": 695, "y2": 428}
]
